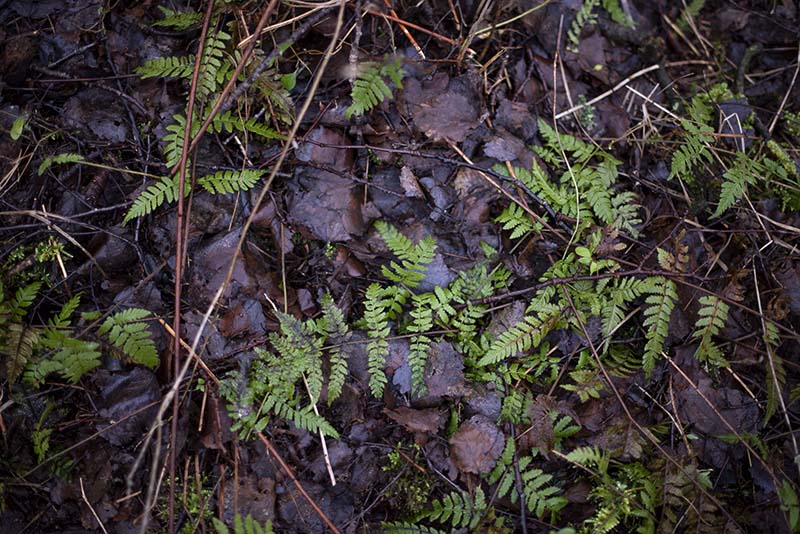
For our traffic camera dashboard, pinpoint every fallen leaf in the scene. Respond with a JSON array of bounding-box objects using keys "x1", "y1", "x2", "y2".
[
  {"x1": 449, "y1": 415, "x2": 505, "y2": 474},
  {"x1": 385, "y1": 406, "x2": 444, "y2": 434}
]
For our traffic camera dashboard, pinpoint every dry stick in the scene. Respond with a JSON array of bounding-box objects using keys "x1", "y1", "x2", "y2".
[
  {"x1": 554, "y1": 64, "x2": 661, "y2": 120},
  {"x1": 136, "y1": 4, "x2": 348, "y2": 534},
  {"x1": 157, "y1": 318, "x2": 220, "y2": 387},
  {"x1": 559, "y1": 286, "x2": 742, "y2": 528},
  {"x1": 768, "y1": 41, "x2": 800, "y2": 135},
  {"x1": 364, "y1": 7, "x2": 459, "y2": 48},
  {"x1": 753, "y1": 270, "x2": 800, "y2": 482},
  {"x1": 174, "y1": 0, "x2": 282, "y2": 178},
  {"x1": 187, "y1": 4, "x2": 323, "y2": 158},
  {"x1": 80, "y1": 478, "x2": 109, "y2": 534},
  {"x1": 169, "y1": 4, "x2": 215, "y2": 532},
  {"x1": 379, "y1": 0, "x2": 425, "y2": 59},
  {"x1": 256, "y1": 432, "x2": 341, "y2": 534}
]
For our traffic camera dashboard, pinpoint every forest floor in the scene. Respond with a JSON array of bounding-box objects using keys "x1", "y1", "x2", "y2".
[{"x1": 1, "y1": 1, "x2": 800, "y2": 533}]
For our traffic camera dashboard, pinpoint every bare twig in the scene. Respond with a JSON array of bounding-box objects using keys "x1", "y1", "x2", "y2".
[
  {"x1": 257, "y1": 432, "x2": 340, "y2": 533},
  {"x1": 168, "y1": 4, "x2": 216, "y2": 532},
  {"x1": 768, "y1": 41, "x2": 800, "y2": 135},
  {"x1": 80, "y1": 478, "x2": 109, "y2": 534}
]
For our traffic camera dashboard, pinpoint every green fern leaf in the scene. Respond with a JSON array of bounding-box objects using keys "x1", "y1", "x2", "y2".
[
  {"x1": 375, "y1": 221, "x2": 436, "y2": 288},
  {"x1": 346, "y1": 57, "x2": 405, "y2": 119},
  {"x1": 691, "y1": 295, "x2": 729, "y2": 367},
  {"x1": 123, "y1": 175, "x2": 187, "y2": 223},
  {"x1": 407, "y1": 294, "x2": 434, "y2": 396},
  {"x1": 319, "y1": 293, "x2": 350, "y2": 403},
  {"x1": 197, "y1": 169, "x2": 266, "y2": 194},
  {"x1": 601, "y1": 0, "x2": 635, "y2": 26},
  {"x1": 364, "y1": 284, "x2": 390, "y2": 397},
  {"x1": 135, "y1": 55, "x2": 196, "y2": 80},
  {"x1": 381, "y1": 522, "x2": 448, "y2": 534},
  {"x1": 152, "y1": 6, "x2": 202, "y2": 30},
  {"x1": 10, "y1": 281, "x2": 41, "y2": 322},
  {"x1": 38, "y1": 153, "x2": 86, "y2": 176},
  {"x1": 712, "y1": 151, "x2": 759, "y2": 217},
  {"x1": 670, "y1": 119, "x2": 714, "y2": 182},
  {"x1": 4, "y1": 323, "x2": 40, "y2": 383},
  {"x1": 479, "y1": 289, "x2": 563, "y2": 367},
  {"x1": 98, "y1": 308, "x2": 159, "y2": 368},
  {"x1": 567, "y1": 0, "x2": 599, "y2": 52},
  {"x1": 420, "y1": 488, "x2": 486, "y2": 529},
  {"x1": 495, "y1": 203, "x2": 537, "y2": 240},
  {"x1": 641, "y1": 276, "x2": 677, "y2": 376}
]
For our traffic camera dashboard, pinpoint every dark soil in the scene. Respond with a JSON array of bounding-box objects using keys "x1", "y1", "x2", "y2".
[{"x1": 1, "y1": 1, "x2": 799, "y2": 533}]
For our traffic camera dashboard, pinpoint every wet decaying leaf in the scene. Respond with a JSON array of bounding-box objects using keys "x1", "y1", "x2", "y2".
[
  {"x1": 449, "y1": 415, "x2": 505, "y2": 475},
  {"x1": 404, "y1": 73, "x2": 481, "y2": 143},
  {"x1": 385, "y1": 406, "x2": 444, "y2": 434},
  {"x1": 94, "y1": 368, "x2": 160, "y2": 447}
]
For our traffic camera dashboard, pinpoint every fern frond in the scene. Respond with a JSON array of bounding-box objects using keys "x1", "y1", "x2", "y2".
[
  {"x1": 599, "y1": 277, "x2": 646, "y2": 352},
  {"x1": 11, "y1": 281, "x2": 41, "y2": 322},
  {"x1": 562, "y1": 367, "x2": 605, "y2": 402},
  {"x1": 364, "y1": 284, "x2": 390, "y2": 397},
  {"x1": 346, "y1": 57, "x2": 405, "y2": 119},
  {"x1": 265, "y1": 393, "x2": 339, "y2": 438},
  {"x1": 135, "y1": 55, "x2": 196, "y2": 80},
  {"x1": 197, "y1": 30, "x2": 231, "y2": 98},
  {"x1": 566, "y1": 445, "x2": 610, "y2": 474},
  {"x1": 601, "y1": 0, "x2": 635, "y2": 26},
  {"x1": 420, "y1": 488, "x2": 486, "y2": 529},
  {"x1": 4, "y1": 323, "x2": 39, "y2": 383},
  {"x1": 152, "y1": 6, "x2": 202, "y2": 30},
  {"x1": 98, "y1": 308, "x2": 159, "y2": 368},
  {"x1": 381, "y1": 522, "x2": 448, "y2": 534},
  {"x1": 669, "y1": 119, "x2": 714, "y2": 182},
  {"x1": 407, "y1": 294, "x2": 434, "y2": 395},
  {"x1": 197, "y1": 169, "x2": 265, "y2": 194},
  {"x1": 691, "y1": 295, "x2": 729, "y2": 367},
  {"x1": 375, "y1": 221, "x2": 436, "y2": 288},
  {"x1": 764, "y1": 320, "x2": 785, "y2": 422},
  {"x1": 611, "y1": 190, "x2": 642, "y2": 237},
  {"x1": 567, "y1": 0, "x2": 599, "y2": 53},
  {"x1": 49, "y1": 294, "x2": 81, "y2": 328},
  {"x1": 123, "y1": 175, "x2": 187, "y2": 224},
  {"x1": 479, "y1": 289, "x2": 563, "y2": 367},
  {"x1": 495, "y1": 203, "x2": 537, "y2": 240},
  {"x1": 641, "y1": 276, "x2": 677, "y2": 376},
  {"x1": 537, "y1": 118, "x2": 597, "y2": 163},
  {"x1": 38, "y1": 153, "x2": 86, "y2": 176},
  {"x1": 712, "y1": 151, "x2": 758, "y2": 217},
  {"x1": 521, "y1": 468, "x2": 567, "y2": 518},
  {"x1": 319, "y1": 294, "x2": 350, "y2": 403}
]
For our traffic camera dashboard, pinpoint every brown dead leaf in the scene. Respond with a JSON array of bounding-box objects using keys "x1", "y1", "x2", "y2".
[
  {"x1": 449, "y1": 415, "x2": 505, "y2": 474},
  {"x1": 385, "y1": 406, "x2": 444, "y2": 434},
  {"x1": 404, "y1": 73, "x2": 481, "y2": 143}
]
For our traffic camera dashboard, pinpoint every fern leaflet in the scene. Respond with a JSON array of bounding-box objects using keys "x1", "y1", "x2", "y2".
[
  {"x1": 346, "y1": 56, "x2": 405, "y2": 119},
  {"x1": 691, "y1": 295, "x2": 729, "y2": 367},
  {"x1": 318, "y1": 293, "x2": 350, "y2": 404},
  {"x1": 418, "y1": 487, "x2": 487, "y2": 529},
  {"x1": 375, "y1": 221, "x2": 436, "y2": 288},
  {"x1": 641, "y1": 276, "x2": 677, "y2": 376},
  {"x1": 364, "y1": 284, "x2": 391, "y2": 398},
  {"x1": 197, "y1": 169, "x2": 266, "y2": 194},
  {"x1": 98, "y1": 308, "x2": 159, "y2": 368},
  {"x1": 38, "y1": 153, "x2": 86, "y2": 176}
]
